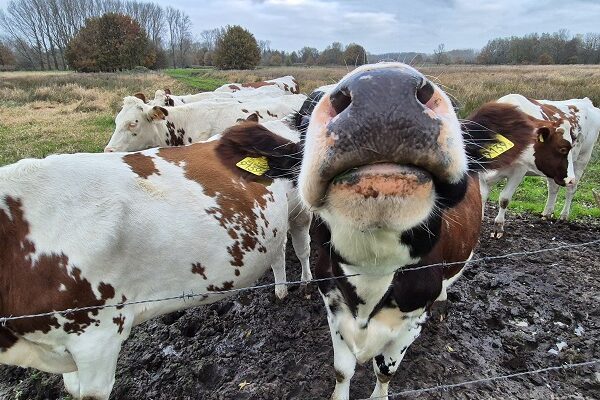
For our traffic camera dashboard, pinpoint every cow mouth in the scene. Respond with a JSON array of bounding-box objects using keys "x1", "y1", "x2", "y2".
[{"x1": 323, "y1": 163, "x2": 436, "y2": 231}]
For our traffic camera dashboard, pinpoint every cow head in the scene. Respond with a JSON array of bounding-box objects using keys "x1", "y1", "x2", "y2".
[
  {"x1": 533, "y1": 123, "x2": 572, "y2": 186},
  {"x1": 298, "y1": 63, "x2": 532, "y2": 269},
  {"x1": 105, "y1": 96, "x2": 169, "y2": 152}
]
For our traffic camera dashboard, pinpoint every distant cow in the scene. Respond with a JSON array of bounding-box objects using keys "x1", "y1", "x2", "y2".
[
  {"x1": 215, "y1": 75, "x2": 300, "y2": 94},
  {"x1": 0, "y1": 123, "x2": 300, "y2": 399},
  {"x1": 105, "y1": 94, "x2": 306, "y2": 152},
  {"x1": 283, "y1": 63, "x2": 537, "y2": 399},
  {"x1": 150, "y1": 85, "x2": 287, "y2": 107},
  {"x1": 480, "y1": 94, "x2": 600, "y2": 237}
]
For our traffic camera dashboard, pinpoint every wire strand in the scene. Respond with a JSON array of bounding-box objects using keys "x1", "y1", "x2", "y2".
[{"x1": 1, "y1": 238, "x2": 599, "y2": 324}]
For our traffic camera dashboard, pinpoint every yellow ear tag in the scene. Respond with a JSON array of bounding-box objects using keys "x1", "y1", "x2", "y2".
[
  {"x1": 538, "y1": 134, "x2": 545, "y2": 143},
  {"x1": 236, "y1": 156, "x2": 269, "y2": 176},
  {"x1": 481, "y1": 133, "x2": 515, "y2": 159}
]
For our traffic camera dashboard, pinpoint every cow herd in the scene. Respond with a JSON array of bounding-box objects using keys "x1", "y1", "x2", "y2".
[{"x1": 1, "y1": 63, "x2": 599, "y2": 400}]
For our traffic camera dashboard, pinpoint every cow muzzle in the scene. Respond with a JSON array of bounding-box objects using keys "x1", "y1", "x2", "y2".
[{"x1": 299, "y1": 64, "x2": 467, "y2": 230}]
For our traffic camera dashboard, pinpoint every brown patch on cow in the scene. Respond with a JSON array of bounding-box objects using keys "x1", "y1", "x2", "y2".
[
  {"x1": 157, "y1": 140, "x2": 275, "y2": 271},
  {"x1": 165, "y1": 121, "x2": 186, "y2": 146},
  {"x1": 148, "y1": 106, "x2": 168, "y2": 121},
  {"x1": 113, "y1": 314, "x2": 125, "y2": 334},
  {"x1": 246, "y1": 113, "x2": 259, "y2": 123},
  {"x1": 123, "y1": 153, "x2": 160, "y2": 179},
  {"x1": 291, "y1": 78, "x2": 300, "y2": 94},
  {"x1": 229, "y1": 84, "x2": 241, "y2": 91},
  {"x1": 254, "y1": 111, "x2": 263, "y2": 119},
  {"x1": 530, "y1": 120, "x2": 571, "y2": 185},
  {"x1": 164, "y1": 88, "x2": 172, "y2": 95},
  {"x1": 0, "y1": 328, "x2": 18, "y2": 351},
  {"x1": 191, "y1": 262, "x2": 207, "y2": 280},
  {"x1": 188, "y1": 137, "x2": 192, "y2": 143},
  {"x1": 0, "y1": 196, "x2": 116, "y2": 339},
  {"x1": 528, "y1": 98, "x2": 579, "y2": 140},
  {"x1": 241, "y1": 109, "x2": 249, "y2": 113},
  {"x1": 241, "y1": 81, "x2": 276, "y2": 89},
  {"x1": 266, "y1": 110, "x2": 277, "y2": 118},
  {"x1": 116, "y1": 295, "x2": 127, "y2": 310},
  {"x1": 273, "y1": 228, "x2": 278, "y2": 237},
  {"x1": 422, "y1": 175, "x2": 482, "y2": 281},
  {"x1": 134, "y1": 93, "x2": 147, "y2": 103},
  {"x1": 206, "y1": 281, "x2": 234, "y2": 292}
]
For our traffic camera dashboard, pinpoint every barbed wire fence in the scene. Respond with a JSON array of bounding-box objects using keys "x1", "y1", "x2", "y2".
[{"x1": 1, "y1": 238, "x2": 600, "y2": 397}]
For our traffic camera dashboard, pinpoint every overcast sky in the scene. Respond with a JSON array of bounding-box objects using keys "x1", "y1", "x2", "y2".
[{"x1": 2, "y1": 0, "x2": 600, "y2": 53}]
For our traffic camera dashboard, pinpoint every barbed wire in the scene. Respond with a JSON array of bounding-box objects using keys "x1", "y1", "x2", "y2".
[
  {"x1": 1, "y1": 238, "x2": 599, "y2": 325},
  {"x1": 363, "y1": 359, "x2": 600, "y2": 399}
]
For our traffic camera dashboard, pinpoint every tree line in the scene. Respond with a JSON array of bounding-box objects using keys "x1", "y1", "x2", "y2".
[{"x1": 478, "y1": 30, "x2": 600, "y2": 64}]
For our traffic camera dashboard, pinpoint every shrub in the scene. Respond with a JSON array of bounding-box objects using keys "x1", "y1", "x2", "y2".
[
  {"x1": 66, "y1": 13, "x2": 156, "y2": 72},
  {"x1": 213, "y1": 25, "x2": 260, "y2": 70}
]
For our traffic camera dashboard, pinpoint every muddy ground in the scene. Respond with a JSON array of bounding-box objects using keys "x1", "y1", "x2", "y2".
[{"x1": 1, "y1": 206, "x2": 599, "y2": 400}]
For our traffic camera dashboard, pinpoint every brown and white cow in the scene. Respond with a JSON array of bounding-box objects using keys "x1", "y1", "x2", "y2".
[
  {"x1": 215, "y1": 75, "x2": 300, "y2": 94},
  {"x1": 0, "y1": 123, "x2": 301, "y2": 399},
  {"x1": 149, "y1": 85, "x2": 287, "y2": 107},
  {"x1": 291, "y1": 63, "x2": 536, "y2": 399},
  {"x1": 481, "y1": 94, "x2": 600, "y2": 237},
  {"x1": 105, "y1": 93, "x2": 306, "y2": 152}
]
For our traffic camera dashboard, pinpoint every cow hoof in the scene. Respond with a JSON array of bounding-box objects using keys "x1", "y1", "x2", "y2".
[
  {"x1": 275, "y1": 286, "x2": 288, "y2": 300},
  {"x1": 490, "y1": 230, "x2": 504, "y2": 239}
]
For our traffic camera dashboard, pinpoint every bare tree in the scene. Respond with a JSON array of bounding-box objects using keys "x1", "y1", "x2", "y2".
[{"x1": 433, "y1": 43, "x2": 446, "y2": 64}]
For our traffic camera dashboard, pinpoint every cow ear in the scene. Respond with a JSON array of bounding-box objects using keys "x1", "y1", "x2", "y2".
[
  {"x1": 246, "y1": 113, "x2": 259, "y2": 123},
  {"x1": 462, "y1": 102, "x2": 534, "y2": 170},
  {"x1": 537, "y1": 127, "x2": 551, "y2": 143},
  {"x1": 164, "y1": 88, "x2": 171, "y2": 95},
  {"x1": 147, "y1": 106, "x2": 168, "y2": 121},
  {"x1": 134, "y1": 92, "x2": 147, "y2": 103},
  {"x1": 216, "y1": 123, "x2": 300, "y2": 182}
]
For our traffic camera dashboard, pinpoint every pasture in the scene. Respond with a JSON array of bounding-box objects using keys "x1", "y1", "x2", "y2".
[
  {"x1": 0, "y1": 65, "x2": 599, "y2": 399},
  {"x1": 1, "y1": 65, "x2": 599, "y2": 218}
]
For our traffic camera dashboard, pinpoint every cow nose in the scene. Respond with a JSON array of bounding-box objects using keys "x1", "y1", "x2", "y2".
[
  {"x1": 320, "y1": 67, "x2": 449, "y2": 182},
  {"x1": 104, "y1": 147, "x2": 115, "y2": 153}
]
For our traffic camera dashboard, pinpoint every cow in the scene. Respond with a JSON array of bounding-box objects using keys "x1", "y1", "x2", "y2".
[
  {"x1": 215, "y1": 75, "x2": 300, "y2": 94},
  {"x1": 480, "y1": 94, "x2": 600, "y2": 238},
  {"x1": 104, "y1": 93, "x2": 307, "y2": 152},
  {"x1": 0, "y1": 122, "x2": 302, "y2": 400},
  {"x1": 284, "y1": 63, "x2": 538, "y2": 399},
  {"x1": 150, "y1": 85, "x2": 287, "y2": 107}
]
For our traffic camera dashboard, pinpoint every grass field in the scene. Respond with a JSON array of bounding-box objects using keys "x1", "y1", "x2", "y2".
[{"x1": 0, "y1": 65, "x2": 599, "y2": 219}]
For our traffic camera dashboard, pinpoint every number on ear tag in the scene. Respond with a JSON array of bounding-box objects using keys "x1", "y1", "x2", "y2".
[
  {"x1": 236, "y1": 156, "x2": 270, "y2": 176},
  {"x1": 481, "y1": 133, "x2": 515, "y2": 159}
]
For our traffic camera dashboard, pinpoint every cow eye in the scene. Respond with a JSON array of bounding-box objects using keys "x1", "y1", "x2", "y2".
[{"x1": 559, "y1": 147, "x2": 570, "y2": 155}]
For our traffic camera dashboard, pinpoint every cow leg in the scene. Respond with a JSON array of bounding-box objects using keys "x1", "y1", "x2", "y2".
[
  {"x1": 329, "y1": 327, "x2": 356, "y2": 400},
  {"x1": 63, "y1": 371, "x2": 80, "y2": 398},
  {"x1": 289, "y1": 208, "x2": 313, "y2": 282},
  {"x1": 66, "y1": 328, "x2": 127, "y2": 399},
  {"x1": 491, "y1": 170, "x2": 526, "y2": 238},
  {"x1": 559, "y1": 181, "x2": 578, "y2": 221},
  {"x1": 542, "y1": 178, "x2": 560, "y2": 219},
  {"x1": 370, "y1": 313, "x2": 426, "y2": 399},
  {"x1": 479, "y1": 173, "x2": 503, "y2": 217},
  {"x1": 271, "y1": 234, "x2": 288, "y2": 299}
]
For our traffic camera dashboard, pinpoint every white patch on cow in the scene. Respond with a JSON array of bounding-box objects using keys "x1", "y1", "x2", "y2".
[
  {"x1": 58, "y1": 284, "x2": 67, "y2": 292},
  {"x1": 359, "y1": 75, "x2": 373, "y2": 80}
]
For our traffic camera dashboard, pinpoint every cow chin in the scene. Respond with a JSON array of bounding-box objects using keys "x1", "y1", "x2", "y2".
[{"x1": 321, "y1": 163, "x2": 436, "y2": 232}]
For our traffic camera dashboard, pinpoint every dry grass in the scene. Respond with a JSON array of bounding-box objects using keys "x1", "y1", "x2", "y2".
[
  {"x1": 0, "y1": 65, "x2": 599, "y2": 218},
  {"x1": 0, "y1": 70, "x2": 189, "y2": 163}
]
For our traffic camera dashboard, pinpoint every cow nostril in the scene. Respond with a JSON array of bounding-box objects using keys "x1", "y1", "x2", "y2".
[
  {"x1": 416, "y1": 80, "x2": 434, "y2": 106},
  {"x1": 330, "y1": 87, "x2": 352, "y2": 115}
]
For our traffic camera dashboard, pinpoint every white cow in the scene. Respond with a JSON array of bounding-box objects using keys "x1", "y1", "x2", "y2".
[
  {"x1": 215, "y1": 75, "x2": 300, "y2": 94},
  {"x1": 0, "y1": 123, "x2": 300, "y2": 399},
  {"x1": 150, "y1": 85, "x2": 287, "y2": 107},
  {"x1": 480, "y1": 94, "x2": 600, "y2": 237},
  {"x1": 105, "y1": 94, "x2": 307, "y2": 152}
]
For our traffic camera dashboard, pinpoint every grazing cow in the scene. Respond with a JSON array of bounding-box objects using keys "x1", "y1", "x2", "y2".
[
  {"x1": 480, "y1": 94, "x2": 600, "y2": 237},
  {"x1": 150, "y1": 85, "x2": 287, "y2": 107},
  {"x1": 105, "y1": 94, "x2": 306, "y2": 152},
  {"x1": 215, "y1": 75, "x2": 300, "y2": 94},
  {"x1": 284, "y1": 63, "x2": 537, "y2": 399},
  {"x1": 0, "y1": 123, "x2": 301, "y2": 400}
]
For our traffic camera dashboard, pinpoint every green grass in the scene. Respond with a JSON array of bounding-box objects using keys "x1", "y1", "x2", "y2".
[
  {"x1": 163, "y1": 68, "x2": 228, "y2": 91},
  {"x1": 488, "y1": 147, "x2": 600, "y2": 219}
]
